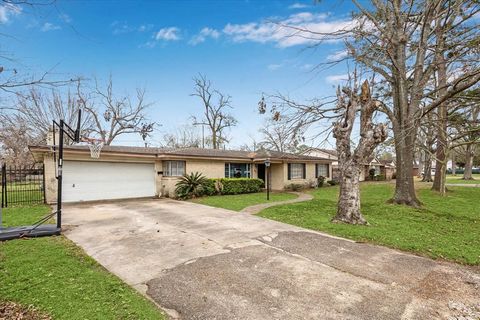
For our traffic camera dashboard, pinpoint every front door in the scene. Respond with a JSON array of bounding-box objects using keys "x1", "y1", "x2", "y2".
[{"x1": 257, "y1": 164, "x2": 266, "y2": 187}]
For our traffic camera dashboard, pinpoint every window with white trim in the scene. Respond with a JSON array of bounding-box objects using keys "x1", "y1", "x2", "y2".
[
  {"x1": 316, "y1": 164, "x2": 329, "y2": 177},
  {"x1": 289, "y1": 163, "x2": 305, "y2": 179},
  {"x1": 163, "y1": 161, "x2": 185, "y2": 176},
  {"x1": 225, "y1": 163, "x2": 251, "y2": 178}
]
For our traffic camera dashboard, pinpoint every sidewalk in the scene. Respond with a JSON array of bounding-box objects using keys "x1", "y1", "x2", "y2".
[{"x1": 240, "y1": 192, "x2": 314, "y2": 214}]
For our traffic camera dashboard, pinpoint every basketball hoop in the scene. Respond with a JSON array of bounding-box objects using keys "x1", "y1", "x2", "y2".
[{"x1": 82, "y1": 137, "x2": 104, "y2": 159}]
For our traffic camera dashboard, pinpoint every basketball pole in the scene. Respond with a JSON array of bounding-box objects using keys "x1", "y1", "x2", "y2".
[
  {"x1": 57, "y1": 120, "x2": 64, "y2": 229},
  {"x1": 52, "y1": 110, "x2": 81, "y2": 231}
]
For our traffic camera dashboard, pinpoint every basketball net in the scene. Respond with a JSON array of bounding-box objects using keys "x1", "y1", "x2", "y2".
[{"x1": 82, "y1": 137, "x2": 104, "y2": 159}]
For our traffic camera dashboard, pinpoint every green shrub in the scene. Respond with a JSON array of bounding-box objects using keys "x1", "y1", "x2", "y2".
[
  {"x1": 327, "y1": 179, "x2": 339, "y2": 186},
  {"x1": 202, "y1": 178, "x2": 264, "y2": 195},
  {"x1": 377, "y1": 174, "x2": 386, "y2": 181},
  {"x1": 217, "y1": 178, "x2": 263, "y2": 195},
  {"x1": 202, "y1": 178, "x2": 217, "y2": 196},
  {"x1": 317, "y1": 176, "x2": 326, "y2": 188},
  {"x1": 175, "y1": 172, "x2": 208, "y2": 199},
  {"x1": 368, "y1": 168, "x2": 376, "y2": 180}
]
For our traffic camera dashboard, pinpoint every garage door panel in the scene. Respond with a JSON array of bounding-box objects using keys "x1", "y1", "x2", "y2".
[{"x1": 63, "y1": 161, "x2": 155, "y2": 202}]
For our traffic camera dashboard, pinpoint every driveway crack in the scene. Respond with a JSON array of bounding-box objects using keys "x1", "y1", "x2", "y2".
[{"x1": 258, "y1": 236, "x2": 397, "y2": 287}]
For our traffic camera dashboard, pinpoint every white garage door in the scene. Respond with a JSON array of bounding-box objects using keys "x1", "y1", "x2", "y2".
[{"x1": 63, "y1": 161, "x2": 156, "y2": 202}]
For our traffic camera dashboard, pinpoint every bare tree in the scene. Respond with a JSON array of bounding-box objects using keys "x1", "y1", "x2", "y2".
[
  {"x1": 280, "y1": 0, "x2": 480, "y2": 204},
  {"x1": 161, "y1": 125, "x2": 202, "y2": 149},
  {"x1": 456, "y1": 93, "x2": 480, "y2": 180},
  {"x1": 258, "y1": 73, "x2": 386, "y2": 224},
  {"x1": 191, "y1": 74, "x2": 237, "y2": 149},
  {"x1": 0, "y1": 117, "x2": 34, "y2": 165},
  {"x1": 333, "y1": 0, "x2": 480, "y2": 205},
  {"x1": 12, "y1": 87, "x2": 92, "y2": 139},
  {"x1": 0, "y1": 86, "x2": 92, "y2": 164},
  {"x1": 332, "y1": 80, "x2": 387, "y2": 224},
  {"x1": 417, "y1": 112, "x2": 436, "y2": 182},
  {"x1": 431, "y1": 87, "x2": 480, "y2": 182},
  {"x1": 78, "y1": 77, "x2": 155, "y2": 145},
  {"x1": 258, "y1": 119, "x2": 304, "y2": 153},
  {"x1": 0, "y1": 1, "x2": 78, "y2": 100}
]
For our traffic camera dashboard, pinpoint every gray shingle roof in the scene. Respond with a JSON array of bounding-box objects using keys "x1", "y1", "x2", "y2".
[{"x1": 29, "y1": 145, "x2": 331, "y2": 161}]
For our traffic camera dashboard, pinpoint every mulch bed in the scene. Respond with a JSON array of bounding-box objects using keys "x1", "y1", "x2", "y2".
[{"x1": 0, "y1": 301, "x2": 51, "y2": 320}]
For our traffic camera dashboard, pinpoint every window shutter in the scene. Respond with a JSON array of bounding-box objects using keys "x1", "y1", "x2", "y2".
[
  {"x1": 326, "y1": 164, "x2": 329, "y2": 178},
  {"x1": 315, "y1": 164, "x2": 318, "y2": 178},
  {"x1": 302, "y1": 164, "x2": 306, "y2": 179},
  {"x1": 287, "y1": 163, "x2": 291, "y2": 180}
]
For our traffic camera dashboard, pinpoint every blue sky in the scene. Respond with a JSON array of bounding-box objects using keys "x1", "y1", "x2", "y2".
[{"x1": 1, "y1": 0, "x2": 356, "y2": 148}]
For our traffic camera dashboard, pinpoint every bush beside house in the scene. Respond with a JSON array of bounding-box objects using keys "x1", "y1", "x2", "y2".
[
  {"x1": 175, "y1": 172, "x2": 208, "y2": 199},
  {"x1": 175, "y1": 172, "x2": 264, "y2": 199},
  {"x1": 217, "y1": 178, "x2": 263, "y2": 195}
]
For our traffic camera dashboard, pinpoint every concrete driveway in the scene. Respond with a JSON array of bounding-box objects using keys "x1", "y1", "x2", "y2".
[{"x1": 64, "y1": 199, "x2": 480, "y2": 320}]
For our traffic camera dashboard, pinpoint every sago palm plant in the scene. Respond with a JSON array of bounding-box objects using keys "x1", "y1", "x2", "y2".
[{"x1": 175, "y1": 172, "x2": 208, "y2": 199}]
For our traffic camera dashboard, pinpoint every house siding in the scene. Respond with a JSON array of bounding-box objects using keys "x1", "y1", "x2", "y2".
[
  {"x1": 44, "y1": 153, "x2": 157, "y2": 203},
  {"x1": 38, "y1": 148, "x2": 334, "y2": 201},
  {"x1": 284, "y1": 162, "x2": 318, "y2": 188}
]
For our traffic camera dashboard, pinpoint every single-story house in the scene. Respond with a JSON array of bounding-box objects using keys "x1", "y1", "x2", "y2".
[
  {"x1": 301, "y1": 148, "x2": 339, "y2": 179},
  {"x1": 29, "y1": 144, "x2": 333, "y2": 203},
  {"x1": 360, "y1": 157, "x2": 396, "y2": 181},
  {"x1": 379, "y1": 159, "x2": 396, "y2": 180}
]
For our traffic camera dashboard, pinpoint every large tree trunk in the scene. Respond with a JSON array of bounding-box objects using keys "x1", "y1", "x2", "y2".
[
  {"x1": 331, "y1": 80, "x2": 386, "y2": 225},
  {"x1": 391, "y1": 124, "x2": 421, "y2": 207},
  {"x1": 333, "y1": 164, "x2": 366, "y2": 225},
  {"x1": 431, "y1": 10, "x2": 448, "y2": 195},
  {"x1": 422, "y1": 151, "x2": 433, "y2": 182},
  {"x1": 417, "y1": 150, "x2": 424, "y2": 178},
  {"x1": 211, "y1": 132, "x2": 218, "y2": 149},
  {"x1": 451, "y1": 152, "x2": 457, "y2": 176},
  {"x1": 432, "y1": 124, "x2": 448, "y2": 193},
  {"x1": 463, "y1": 144, "x2": 475, "y2": 180}
]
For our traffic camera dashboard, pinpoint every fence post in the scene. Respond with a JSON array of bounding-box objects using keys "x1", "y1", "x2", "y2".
[
  {"x1": 42, "y1": 163, "x2": 47, "y2": 204},
  {"x1": 1, "y1": 163, "x2": 6, "y2": 208}
]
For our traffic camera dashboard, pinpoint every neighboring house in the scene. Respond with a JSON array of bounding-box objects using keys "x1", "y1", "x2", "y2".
[
  {"x1": 29, "y1": 144, "x2": 333, "y2": 203},
  {"x1": 303, "y1": 148, "x2": 397, "y2": 181},
  {"x1": 379, "y1": 159, "x2": 396, "y2": 180},
  {"x1": 302, "y1": 148, "x2": 339, "y2": 179},
  {"x1": 360, "y1": 157, "x2": 396, "y2": 181}
]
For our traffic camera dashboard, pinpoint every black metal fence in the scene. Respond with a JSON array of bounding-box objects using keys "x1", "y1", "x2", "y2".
[{"x1": 1, "y1": 163, "x2": 46, "y2": 207}]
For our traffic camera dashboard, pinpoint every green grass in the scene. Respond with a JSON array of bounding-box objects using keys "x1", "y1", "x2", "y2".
[
  {"x1": 257, "y1": 183, "x2": 480, "y2": 265},
  {"x1": 3, "y1": 181, "x2": 44, "y2": 205},
  {"x1": 0, "y1": 205, "x2": 165, "y2": 319},
  {"x1": 445, "y1": 174, "x2": 480, "y2": 184},
  {"x1": 191, "y1": 192, "x2": 298, "y2": 211},
  {"x1": 1, "y1": 205, "x2": 50, "y2": 227}
]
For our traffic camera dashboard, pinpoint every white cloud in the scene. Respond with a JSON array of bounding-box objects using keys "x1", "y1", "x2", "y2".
[
  {"x1": 189, "y1": 27, "x2": 220, "y2": 45},
  {"x1": 111, "y1": 21, "x2": 153, "y2": 35},
  {"x1": 0, "y1": 4, "x2": 21, "y2": 24},
  {"x1": 138, "y1": 24, "x2": 153, "y2": 32},
  {"x1": 300, "y1": 63, "x2": 313, "y2": 70},
  {"x1": 267, "y1": 63, "x2": 283, "y2": 71},
  {"x1": 41, "y1": 22, "x2": 61, "y2": 32},
  {"x1": 325, "y1": 74, "x2": 348, "y2": 84},
  {"x1": 155, "y1": 27, "x2": 181, "y2": 41},
  {"x1": 59, "y1": 13, "x2": 72, "y2": 23},
  {"x1": 288, "y1": 3, "x2": 309, "y2": 9},
  {"x1": 111, "y1": 21, "x2": 133, "y2": 34},
  {"x1": 326, "y1": 49, "x2": 348, "y2": 61},
  {"x1": 223, "y1": 12, "x2": 354, "y2": 48}
]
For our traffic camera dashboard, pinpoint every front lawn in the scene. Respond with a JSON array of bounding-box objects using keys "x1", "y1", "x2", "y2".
[
  {"x1": 258, "y1": 183, "x2": 480, "y2": 265},
  {"x1": 0, "y1": 205, "x2": 165, "y2": 319},
  {"x1": 191, "y1": 192, "x2": 297, "y2": 211},
  {"x1": 446, "y1": 174, "x2": 480, "y2": 184}
]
